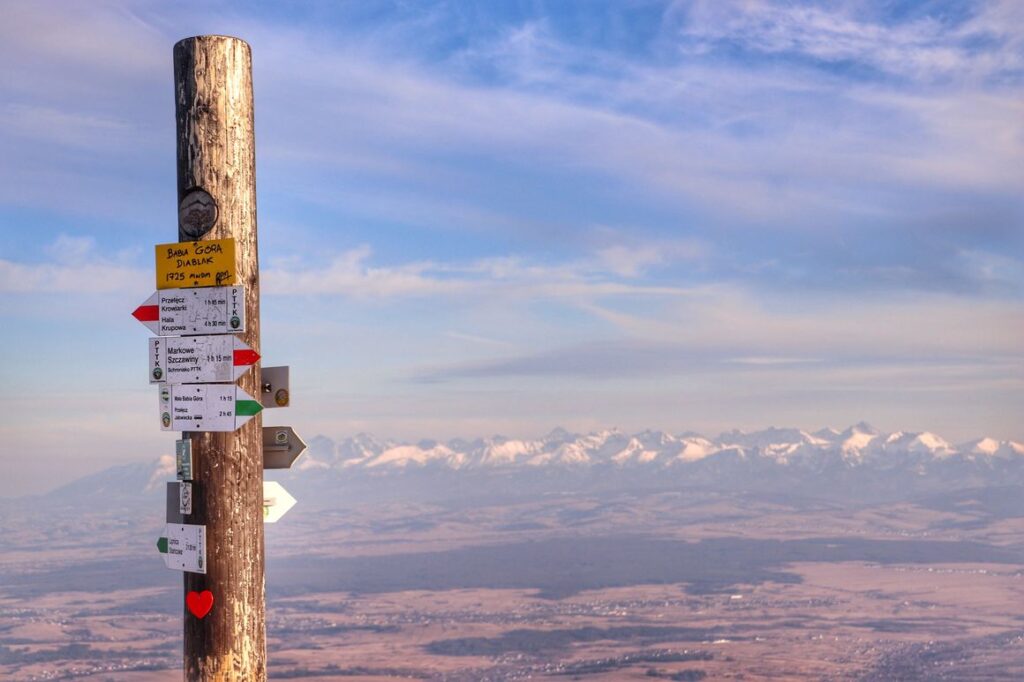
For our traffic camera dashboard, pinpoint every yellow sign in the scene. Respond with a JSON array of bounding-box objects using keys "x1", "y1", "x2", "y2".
[{"x1": 155, "y1": 238, "x2": 236, "y2": 289}]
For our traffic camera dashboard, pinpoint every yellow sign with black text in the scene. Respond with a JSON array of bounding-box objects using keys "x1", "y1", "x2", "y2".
[{"x1": 155, "y1": 238, "x2": 236, "y2": 289}]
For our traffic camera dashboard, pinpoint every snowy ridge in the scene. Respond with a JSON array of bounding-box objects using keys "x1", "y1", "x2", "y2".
[
  {"x1": 301, "y1": 423, "x2": 1024, "y2": 474},
  {"x1": 37, "y1": 423, "x2": 1024, "y2": 503}
]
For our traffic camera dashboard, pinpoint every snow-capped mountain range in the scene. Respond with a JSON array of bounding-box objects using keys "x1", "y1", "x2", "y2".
[
  {"x1": 297, "y1": 422, "x2": 1023, "y2": 474},
  {"x1": 40, "y1": 423, "x2": 1024, "y2": 503}
]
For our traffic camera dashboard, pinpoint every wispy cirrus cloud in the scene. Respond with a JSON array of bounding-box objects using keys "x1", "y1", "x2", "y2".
[
  {"x1": 672, "y1": 0, "x2": 1024, "y2": 83},
  {"x1": 258, "y1": 245, "x2": 697, "y2": 300},
  {"x1": 0, "y1": 237, "x2": 693, "y2": 300},
  {"x1": 2, "y1": 1, "x2": 1021, "y2": 297},
  {"x1": 412, "y1": 283, "x2": 1024, "y2": 383}
]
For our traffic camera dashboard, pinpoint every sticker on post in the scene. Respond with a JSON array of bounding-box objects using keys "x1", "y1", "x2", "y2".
[
  {"x1": 176, "y1": 439, "x2": 193, "y2": 481},
  {"x1": 179, "y1": 481, "x2": 192, "y2": 515}
]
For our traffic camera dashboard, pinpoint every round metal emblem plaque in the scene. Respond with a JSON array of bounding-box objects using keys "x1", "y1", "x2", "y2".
[{"x1": 178, "y1": 188, "x2": 218, "y2": 239}]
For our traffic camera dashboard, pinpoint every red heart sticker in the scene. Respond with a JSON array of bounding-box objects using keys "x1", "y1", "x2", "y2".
[{"x1": 186, "y1": 590, "x2": 214, "y2": 619}]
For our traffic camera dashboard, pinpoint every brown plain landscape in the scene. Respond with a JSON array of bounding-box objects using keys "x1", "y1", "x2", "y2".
[{"x1": 2, "y1": 487, "x2": 1024, "y2": 680}]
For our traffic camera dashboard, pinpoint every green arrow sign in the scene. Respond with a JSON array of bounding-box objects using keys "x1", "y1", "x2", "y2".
[{"x1": 236, "y1": 399, "x2": 263, "y2": 416}]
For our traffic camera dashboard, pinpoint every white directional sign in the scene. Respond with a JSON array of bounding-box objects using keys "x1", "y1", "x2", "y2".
[
  {"x1": 159, "y1": 384, "x2": 263, "y2": 432},
  {"x1": 132, "y1": 286, "x2": 245, "y2": 336},
  {"x1": 157, "y1": 523, "x2": 206, "y2": 573},
  {"x1": 149, "y1": 335, "x2": 259, "y2": 384},
  {"x1": 263, "y1": 481, "x2": 296, "y2": 523}
]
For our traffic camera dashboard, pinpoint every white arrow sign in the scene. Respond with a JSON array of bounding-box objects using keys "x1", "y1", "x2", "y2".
[
  {"x1": 159, "y1": 384, "x2": 263, "y2": 432},
  {"x1": 132, "y1": 286, "x2": 245, "y2": 336},
  {"x1": 263, "y1": 481, "x2": 296, "y2": 523},
  {"x1": 149, "y1": 335, "x2": 260, "y2": 384},
  {"x1": 157, "y1": 523, "x2": 206, "y2": 573}
]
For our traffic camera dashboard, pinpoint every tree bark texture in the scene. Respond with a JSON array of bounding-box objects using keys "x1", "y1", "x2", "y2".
[{"x1": 173, "y1": 35, "x2": 266, "y2": 682}]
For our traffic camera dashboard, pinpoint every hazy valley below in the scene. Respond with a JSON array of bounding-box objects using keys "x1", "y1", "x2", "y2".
[{"x1": 3, "y1": 425, "x2": 1024, "y2": 680}]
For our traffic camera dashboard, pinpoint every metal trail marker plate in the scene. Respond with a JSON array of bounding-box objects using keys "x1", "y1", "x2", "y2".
[
  {"x1": 262, "y1": 426, "x2": 307, "y2": 469},
  {"x1": 156, "y1": 523, "x2": 206, "y2": 573},
  {"x1": 261, "y1": 366, "x2": 289, "y2": 408},
  {"x1": 150, "y1": 335, "x2": 259, "y2": 384},
  {"x1": 263, "y1": 481, "x2": 296, "y2": 523},
  {"x1": 133, "y1": 286, "x2": 245, "y2": 336},
  {"x1": 159, "y1": 384, "x2": 263, "y2": 432},
  {"x1": 178, "y1": 188, "x2": 218, "y2": 239},
  {"x1": 155, "y1": 238, "x2": 235, "y2": 289}
]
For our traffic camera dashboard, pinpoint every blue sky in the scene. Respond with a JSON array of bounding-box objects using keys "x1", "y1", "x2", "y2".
[{"x1": 1, "y1": 0, "x2": 1021, "y2": 495}]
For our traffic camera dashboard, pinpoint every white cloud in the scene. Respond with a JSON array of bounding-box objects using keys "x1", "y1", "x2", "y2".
[
  {"x1": 240, "y1": 13, "x2": 1024, "y2": 234},
  {"x1": 0, "y1": 241, "x2": 692, "y2": 300},
  {"x1": 262, "y1": 245, "x2": 464, "y2": 298},
  {"x1": 1, "y1": 2, "x2": 1021, "y2": 235},
  {"x1": 262, "y1": 246, "x2": 693, "y2": 300},
  {"x1": 0, "y1": 234, "x2": 148, "y2": 294},
  {"x1": 0, "y1": 104, "x2": 147, "y2": 152},
  {"x1": 594, "y1": 238, "x2": 708, "y2": 278}
]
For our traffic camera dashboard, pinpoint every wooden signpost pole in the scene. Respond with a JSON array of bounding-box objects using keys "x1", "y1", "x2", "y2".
[{"x1": 173, "y1": 35, "x2": 266, "y2": 681}]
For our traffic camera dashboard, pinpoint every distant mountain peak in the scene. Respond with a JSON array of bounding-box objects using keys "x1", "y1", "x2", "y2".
[{"x1": 848, "y1": 421, "x2": 878, "y2": 435}]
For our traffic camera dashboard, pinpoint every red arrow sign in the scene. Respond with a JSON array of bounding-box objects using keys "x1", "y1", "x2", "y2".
[
  {"x1": 233, "y1": 349, "x2": 260, "y2": 367},
  {"x1": 132, "y1": 304, "x2": 159, "y2": 322}
]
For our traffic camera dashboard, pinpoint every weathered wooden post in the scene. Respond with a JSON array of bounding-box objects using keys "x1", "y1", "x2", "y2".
[{"x1": 173, "y1": 35, "x2": 266, "y2": 681}]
